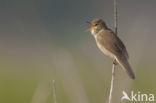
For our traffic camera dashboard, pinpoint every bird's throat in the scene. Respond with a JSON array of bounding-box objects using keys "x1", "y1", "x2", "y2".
[
  {"x1": 91, "y1": 28, "x2": 102, "y2": 37},
  {"x1": 91, "y1": 28, "x2": 98, "y2": 36}
]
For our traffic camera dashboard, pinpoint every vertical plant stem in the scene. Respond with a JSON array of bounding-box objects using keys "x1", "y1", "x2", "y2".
[
  {"x1": 114, "y1": 0, "x2": 118, "y2": 35},
  {"x1": 108, "y1": 63, "x2": 115, "y2": 103},
  {"x1": 108, "y1": 0, "x2": 118, "y2": 103},
  {"x1": 53, "y1": 80, "x2": 57, "y2": 103}
]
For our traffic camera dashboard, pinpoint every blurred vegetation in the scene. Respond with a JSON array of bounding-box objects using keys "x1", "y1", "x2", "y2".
[{"x1": 0, "y1": 46, "x2": 156, "y2": 103}]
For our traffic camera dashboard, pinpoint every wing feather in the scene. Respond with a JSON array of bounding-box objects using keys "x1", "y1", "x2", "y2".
[{"x1": 96, "y1": 29, "x2": 129, "y2": 59}]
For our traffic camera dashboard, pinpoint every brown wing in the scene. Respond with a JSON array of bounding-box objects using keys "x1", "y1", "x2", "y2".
[{"x1": 96, "y1": 29, "x2": 129, "y2": 59}]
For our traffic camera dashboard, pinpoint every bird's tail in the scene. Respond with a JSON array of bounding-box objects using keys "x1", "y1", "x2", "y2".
[{"x1": 116, "y1": 56, "x2": 135, "y2": 79}]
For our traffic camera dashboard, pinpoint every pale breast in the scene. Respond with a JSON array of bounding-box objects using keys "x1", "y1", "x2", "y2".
[{"x1": 95, "y1": 34, "x2": 115, "y2": 58}]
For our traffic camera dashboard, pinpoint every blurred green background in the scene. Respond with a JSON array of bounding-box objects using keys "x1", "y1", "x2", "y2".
[{"x1": 0, "y1": 0, "x2": 156, "y2": 103}]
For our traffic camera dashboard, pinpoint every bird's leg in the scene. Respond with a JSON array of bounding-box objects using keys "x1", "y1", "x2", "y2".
[{"x1": 112, "y1": 59, "x2": 117, "y2": 65}]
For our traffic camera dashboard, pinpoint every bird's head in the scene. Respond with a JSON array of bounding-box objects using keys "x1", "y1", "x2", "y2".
[{"x1": 86, "y1": 18, "x2": 107, "y2": 35}]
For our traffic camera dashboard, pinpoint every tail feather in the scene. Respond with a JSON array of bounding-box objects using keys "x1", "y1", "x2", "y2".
[{"x1": 116, "y1": 56, "x2": 135, "y2": 79}]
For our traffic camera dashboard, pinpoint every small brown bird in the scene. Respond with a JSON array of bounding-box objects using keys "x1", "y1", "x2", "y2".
[{"x1": 87, "y1": 18, "x2": 135, "y2": 79}]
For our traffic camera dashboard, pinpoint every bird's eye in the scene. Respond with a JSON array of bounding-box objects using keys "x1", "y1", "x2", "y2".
[{"x1": 95, "y1": 24, "x2": 98, "y2": 26}]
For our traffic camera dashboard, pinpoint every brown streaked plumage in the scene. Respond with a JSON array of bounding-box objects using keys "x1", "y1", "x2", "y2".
[{"x1": 87, "y1": 18, "x2": 135, "y2": 79}]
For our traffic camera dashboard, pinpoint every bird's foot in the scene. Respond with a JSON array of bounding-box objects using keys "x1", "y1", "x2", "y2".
[{"x1": 112, "y1": 59, "x2": 117, "y2": 65}]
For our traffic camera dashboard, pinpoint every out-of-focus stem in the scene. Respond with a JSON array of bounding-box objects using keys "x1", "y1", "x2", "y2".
[{"x1": 53, "y1": 80, "x2": 57, "y2": 103}]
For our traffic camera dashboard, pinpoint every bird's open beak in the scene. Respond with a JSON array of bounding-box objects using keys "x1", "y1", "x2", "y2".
[{"x1": 86, "y1": 21, "x2": 94, "y2": 32}]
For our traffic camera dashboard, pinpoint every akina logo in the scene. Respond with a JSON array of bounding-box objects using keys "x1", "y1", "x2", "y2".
[{"x1": 121, "y1": 90, "x2": 155, "y2": 102}]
